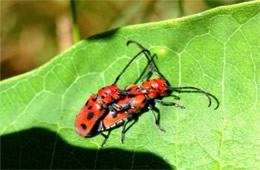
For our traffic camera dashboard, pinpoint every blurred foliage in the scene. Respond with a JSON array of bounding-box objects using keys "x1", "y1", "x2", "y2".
[{"x1": 0, "y1": 0, "x2": 249, "y2": 80}]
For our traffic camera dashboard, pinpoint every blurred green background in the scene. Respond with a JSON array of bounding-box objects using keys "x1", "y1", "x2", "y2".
[{"x1": 0, "y1": 0, "x2": 248, "y2": 80}]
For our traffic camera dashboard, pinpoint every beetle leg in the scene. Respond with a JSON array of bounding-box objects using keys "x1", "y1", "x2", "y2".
[
  {"x1": 154, "y1": 99, "x2": 185, "y2": 109},
  {"x1": 109, "y1": 105, "x2": 118, "y2": 118},
  {"x1": 120, "y1": 114, "x2": 134, "y2": 144},
  {"x1": 121, "y1": 119, "x2": 128, "y2": 144},
  {"x1": 148, "y1": 104, "x2": 166, "y2": 132},
  {"x1": 111, "y1": 103, "x2": 121, "y2": 111},
  {"x1": 111, "y1": 103, "x2": 132, "y2": 118},
  {"x1": 101, "y1": 130, "x2": 111, "y2": 147}
]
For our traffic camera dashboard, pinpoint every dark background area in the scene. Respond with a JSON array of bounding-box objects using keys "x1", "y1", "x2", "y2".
[{"x1": 0, "y1": 0, "x2": 247, "y2": 80}]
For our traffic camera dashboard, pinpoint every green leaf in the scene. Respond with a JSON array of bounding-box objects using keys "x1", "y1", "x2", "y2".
[{"x1": 1, "y1": 1, "x2": 259, "y2": 169}]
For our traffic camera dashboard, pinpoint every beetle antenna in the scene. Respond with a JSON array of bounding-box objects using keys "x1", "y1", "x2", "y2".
[
  {"x1": 113, "y1": 48, "x2": 150, "y2": 84},
  {"x1": 127, "y1": 40, "x2": 152, "y2": 63},
  {"x1": 127, "y1": 40, "x2": 163, "y2": 78},
  {"x1": 168, "y1": 86, "x2": 219, "y2": 110}
]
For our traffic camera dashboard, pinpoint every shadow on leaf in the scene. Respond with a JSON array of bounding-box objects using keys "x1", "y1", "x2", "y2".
[
  {"x1": 1, "y1": 128, "x2": 173, "y2": 169},
  {"x1": 88, "y1": 28, "x2": 119, "y2": 41}
]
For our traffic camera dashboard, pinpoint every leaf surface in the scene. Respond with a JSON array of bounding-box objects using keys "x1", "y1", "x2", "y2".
[{"x1": 1, "y1": 1, "x2": 259, "y2": 169}]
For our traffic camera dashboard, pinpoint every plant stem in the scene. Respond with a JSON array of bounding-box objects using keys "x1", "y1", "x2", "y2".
[
  {"x1": 178, "y1": 0, "x2": 184, "y2": 17},
  {"x1": 70, "y1": 0, "x2": 80, "y2": 43}
]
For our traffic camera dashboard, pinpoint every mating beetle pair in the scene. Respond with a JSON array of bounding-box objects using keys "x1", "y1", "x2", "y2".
[{"x1": 74, "y1": 40, "x2": 219, "y2": 146}]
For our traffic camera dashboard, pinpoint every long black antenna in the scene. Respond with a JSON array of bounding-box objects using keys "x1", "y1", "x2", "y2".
[
  {"x1": 169, "y1": 86, "x2": 219, "y2": 110},
  {"x1": 126, "y1": 40, "x2": 219, "y2": 110},
  {"x1": 127, "y1": 40, "x2": 163, "y2": 78},
  {"x1": 113, "y1": 48, "x2": 150, "y2": 84},
  {"x1": 126, "y1": 40, "x2": 151, "y2": 63}
]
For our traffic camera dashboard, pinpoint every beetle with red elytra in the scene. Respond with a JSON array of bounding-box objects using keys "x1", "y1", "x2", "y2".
[
  {"x1": 74, "y1": 41, "x2": 151, "y2": 138},
  {"x1": 74, "y1": 41, "x2": 219, "y2": 146}
]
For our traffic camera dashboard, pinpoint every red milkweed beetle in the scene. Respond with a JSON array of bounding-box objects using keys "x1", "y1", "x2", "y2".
[
  {"x1": 74, "y1": 41, "x2": 151, "y2": 137},
  {"x1": 95, "y1": 40, "x2": 219, "y2": 146}
]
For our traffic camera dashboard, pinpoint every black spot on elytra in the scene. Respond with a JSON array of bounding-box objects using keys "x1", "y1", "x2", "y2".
[
  {"x1": 101, "y1": 96, "x2": 105, "y2": 99},
  {"x1": 92, "y1": 97, "x2": 97, "y2": 102},
  {"x1": 88, "y1": 106, "x2": 92, "y2": 110},
  {"x1": 85, "y1": 101, "x2": 89, "y2": 105},
  {"x1": 81, "y1": 124, "x2": 87, "y2": 130},
  {"x1": 87, "y1": 112, "x2": 95, "y2": 120},
  {"x1": 105, "y1": 92, "x2": 108, "y2": 95},
  {"x1": 128, "y1": 94, "x2": 136, "y2": 98}
]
